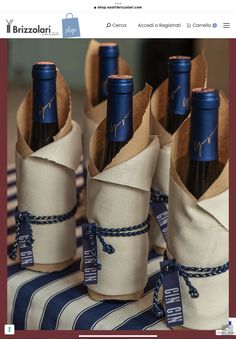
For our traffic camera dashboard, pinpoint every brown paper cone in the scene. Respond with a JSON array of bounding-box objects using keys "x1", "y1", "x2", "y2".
[
  {"x1": 84, "y1": 39, "x2": 131, "y2": 120},
  {"x1": 89, "y1": 83, "x2": 152, "y2": 176},
  {"x1": 88, "y1": 289, "x2": 144, "y2": 301},
  {"x1": 171, "y1": 91, "x2": 229, "y2": 200},
  {"x1": 168, "y1": 91, "x2": 228, "y2": 329},
  {"x1": 16, "y1": 69, "x2": 72, "y2": 159},
  {"x1": 87, "y1": 84, "x2": 155, "y2": 301},
  {"x1": 149, "y1": 52, "x2": 208, "y2": 253},
  {"x1": 16, "y1": 69, "x2": 78, "y2": 272},
  {"x1": 151, "y1": 52, "x2": 208, "y2": 143},
  {"x1": 82, "y1": 40, "x2": 132, "y2": 169}
]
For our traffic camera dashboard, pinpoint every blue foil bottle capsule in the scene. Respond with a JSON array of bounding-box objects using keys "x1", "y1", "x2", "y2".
[
  {"x1": 32, "y1": 62, "x2": 58, "y2": 123},
  {"x1": 166, "y1": 56, "x2": 191, "y2": 134},
  {"x1": 98, "y1": 43, "x2": 119, "y2": 104},
  {"x1": 106, "y1": 75, "x2": 133, "y2": 142},
  {"x1": 189, "y1": 88, "x2": 220, "y2": 161},
  {"x1": 100, "y1": 75, "x2": 133, "y2": 170},
  {"x1": 30, "y1": 62, "x2": 59, "y2": 152}
]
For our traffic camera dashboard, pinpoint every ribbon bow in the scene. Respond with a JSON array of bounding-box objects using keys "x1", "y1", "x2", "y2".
[
  {"x1": 153, "y1": 256, "x2": 229, "y2": 318},
  {"x1": 151, "y1": 190, "x2": 168, "y2": 204},
  {"x1": 153, "y1": 259, "x2": 199, "y2": 317},
  {"x1": 9, "y1": 204, "x2": 78, "y2": 264},
  {"x1": 86, "y1": 224, "x2": 115, "y2": 255},
  {"x1": 84, "y1": 219, "x2": 150, "y2": 272}
]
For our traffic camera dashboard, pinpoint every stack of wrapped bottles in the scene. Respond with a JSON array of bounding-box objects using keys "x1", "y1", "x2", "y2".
[{"x1": 10, "y1": 39, "x2": 229, "y2": 330}]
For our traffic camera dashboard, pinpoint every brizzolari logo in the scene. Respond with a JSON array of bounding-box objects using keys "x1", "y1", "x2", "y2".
[
  {"x1": 6, "y1": 19, "x2": 13, "y2": 33},
  {"x1": 6, "y1": 19, "x2": 51, "y2": 34}
]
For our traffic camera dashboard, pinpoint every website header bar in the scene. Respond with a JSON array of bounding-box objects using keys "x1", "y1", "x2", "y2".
[{"x1": 0, "y1": 12, "x2": 235, "y2": 39}]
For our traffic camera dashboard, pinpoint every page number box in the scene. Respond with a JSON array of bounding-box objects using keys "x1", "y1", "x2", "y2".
[{"x1": 4, "y1": 324, "x2": 15, "y2": 335}]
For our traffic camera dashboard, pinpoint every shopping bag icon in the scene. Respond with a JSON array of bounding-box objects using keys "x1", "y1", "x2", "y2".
[{"x1": 62, "y1": 13, "x2": 80, "y2": 38}]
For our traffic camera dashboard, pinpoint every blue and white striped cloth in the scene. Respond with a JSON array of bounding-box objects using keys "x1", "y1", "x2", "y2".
[{"x1": 7, "y1": 163, "x2": 169, "y2": 330}]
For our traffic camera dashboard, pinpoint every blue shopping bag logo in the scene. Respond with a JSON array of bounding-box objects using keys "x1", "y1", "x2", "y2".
[{"x1": 62, "y1": 13, "x2": 80, "y2": 38}]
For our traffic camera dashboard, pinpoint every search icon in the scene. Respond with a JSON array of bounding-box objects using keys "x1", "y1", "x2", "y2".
[{"x1": 106, "y1": 23, "x2": 111, "y2": 28}]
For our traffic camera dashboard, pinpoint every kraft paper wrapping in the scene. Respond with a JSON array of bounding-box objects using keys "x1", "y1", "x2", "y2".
[
  {"x1": 83, "y1": 39, "x2": 131, "y2": 168},
  {"x1": 167, "y1": 92, "x2": 229, "y2": 330},
  {"x1": 87, "y1": 84, "x2": 160, "y2": 300},
  {"x1": 149, "y1": 52, "x2": 208, "y2": 253},
  {"x1": 15, "y1": 70, "x2": 82, "y2": 272}
]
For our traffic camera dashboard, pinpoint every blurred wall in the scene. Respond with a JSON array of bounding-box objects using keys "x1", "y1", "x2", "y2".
[
  {"x1": 195, "y1": 39, "x2": 228, "y2": 95},
  {"x1": 8, "y1": 39, "x2": 228, "y2": 95},
  {"x1": 8, "y1": 39, "x2": 144, "y2": 92}
]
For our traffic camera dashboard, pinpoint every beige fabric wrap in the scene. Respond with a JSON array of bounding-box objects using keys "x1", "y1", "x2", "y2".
[
  {"x1": 15, "y1": 70, "x2": 82, "y2": 272},
  {"x1": 167, "y1": 92, "x2": 229, "y2": 330},
  {"x1": 149, "y1": 53, "x2": 208, "y2": 252},
  {"x1": 83, "y1": 39, "x2": 131, "y2": 168},
  {"x1": 87, "y1": 85, "x2": 160, "y2": 300}
]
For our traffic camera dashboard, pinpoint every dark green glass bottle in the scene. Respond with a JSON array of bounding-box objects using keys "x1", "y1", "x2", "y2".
[
  {"x1": 185, "y1": 88, "x2": 221, "y2": 199},
  {"x1": 100, "y1": 75, "x2": 134, "y2": 171}
]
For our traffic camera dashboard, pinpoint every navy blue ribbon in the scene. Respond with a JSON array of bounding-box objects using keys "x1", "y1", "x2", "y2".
[{"x1": 150, "y1": 189, "x2": 168, "y2": 242}]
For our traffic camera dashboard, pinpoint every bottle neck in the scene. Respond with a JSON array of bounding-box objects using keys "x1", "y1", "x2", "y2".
[
  {"x1": 32, "y1": 77, "x2": 58, "y2": 123},
  {"x1": 99, "y1": 56, "x2": 118, "y2": 101},
  {"x1": 106, "y1": 91, "x2": 133, "y2": 142},
  {"x1": 188, "y1": 106, "x2": 218, "y2": 162},
  {"x1": 167, "y1": 71, "x2": 190, "y2": 116}
]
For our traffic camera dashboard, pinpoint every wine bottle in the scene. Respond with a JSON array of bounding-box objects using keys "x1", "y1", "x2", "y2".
[
  {"x1": 30, "y1": 62, "x2": 59, "y2": 152},
  {"x1": 185, "y1": 88, "x2": 221, "y2": 199},
  {"x1": 100, "y1": 75, "x2": 134, "y2": 171},
  {"x1": 96, "y1": 42, "x2": 119, "y2": 105},
  {"x1": 166, "y1": 56, "x2": 191, "y2": 134}
]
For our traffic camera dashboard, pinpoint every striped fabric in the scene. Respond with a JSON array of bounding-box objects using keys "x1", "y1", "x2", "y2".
[{"x1": 7, "y1": 163, "x2": 169, "y2": 330}]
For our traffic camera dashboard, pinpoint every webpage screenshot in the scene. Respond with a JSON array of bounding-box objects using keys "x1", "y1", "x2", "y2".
[{"x1": 0, "y1": 0, "x2": 235, "y2": 338}]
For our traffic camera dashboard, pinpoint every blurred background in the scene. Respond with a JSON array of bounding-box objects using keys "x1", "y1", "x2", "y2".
[{"x1": 8, "y1": 39, "x2": 228, "y2": 164}]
